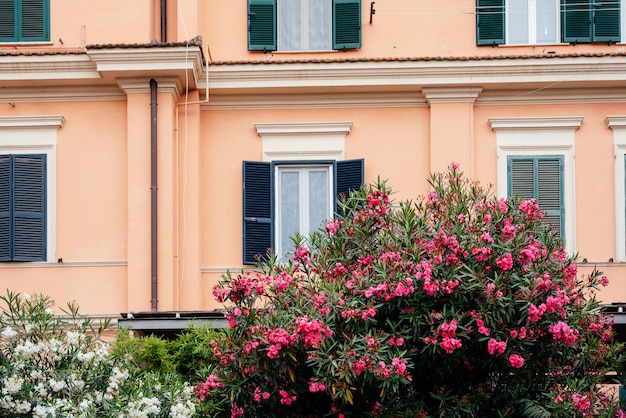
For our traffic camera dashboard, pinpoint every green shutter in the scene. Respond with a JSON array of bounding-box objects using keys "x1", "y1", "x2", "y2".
[
  {"x1": 508, "y1": 156, "x2": 564, "y2": 240},
  {"x1": 243, "y1": 161, "x2": 273, "y2": 264},
  {"x1": 12, "y1": 154, "x2": 46, "y2": 261},
  {"x1": 248, "y1": 0, "x2": 277, "y2": 51},
  {"x1": 20, "y1": 0, "x2": 48, "y2": 41},
  {"x1": 0, "y1": 156, "x2": 10, "y2": 261},
  {"x1": 562, "y1": 0, "x2": 592, "y2": 42},
  {"x1": 476, "y1": 0, "x2": 505, "y2": 45},
  {"x1": 0, "y1": 0, "x2": 16, "y2": 41},
  {"x1": 0, "y1": 0, "x2": 48, "y2": 42},
  {"x1": 593, "y1": 0, "x2": 620, "y2": 42},
  {"x1": 333, "y1": 0, "x2": 361, "y2": 50}
]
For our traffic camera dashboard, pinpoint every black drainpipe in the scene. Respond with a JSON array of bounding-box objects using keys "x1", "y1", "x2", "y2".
[
  {"x1": 150, "y1": 78, "x2": 158, "y2": 312},
  {"x1": 160, "y1": 0, "x2": 167, "y2": 43}
]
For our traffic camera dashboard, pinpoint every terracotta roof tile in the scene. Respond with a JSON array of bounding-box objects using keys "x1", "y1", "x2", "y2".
[{"x1": 209, "y1": 51, "x2": 626, "y2": 65}]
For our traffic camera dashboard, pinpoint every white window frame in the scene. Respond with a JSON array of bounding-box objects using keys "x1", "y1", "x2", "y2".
[
  {"x1": 506, "y1": 0, "x2": 560, "y2": 45},
  {"x1": 275, "y1": 164, "x2": 334, "y2": 259},
  {"x1": 490, "y1": 116, "x2": 582, "y2": 255},
  {"x1": 0, "y1": 116, "x2": 62, "y2": 263},
  {"x1": 278, "y1": 0, "x2": 332, "y2": 52},
  {"x1": 608, "y1": 116, "x2": 626, "y2": 261}
]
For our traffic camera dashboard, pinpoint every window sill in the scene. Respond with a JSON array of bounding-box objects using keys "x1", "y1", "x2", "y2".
[
  {"x1": 273, "y1": 49, "x2": 339, "y2": 54},
  {"x1": 0, "y1": 41, "x2": 53, "y2": 46},
  {"x1": 496, "y1": 42, "x2": 569, "y2": 48}
]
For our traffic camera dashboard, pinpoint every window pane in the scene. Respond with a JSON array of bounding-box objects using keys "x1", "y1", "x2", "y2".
[
  {"x1": 308, "y1": 0, "x2": 330, "y2": 50},
  {"x1": 308, "y1": 169, "x2": 329, "y2": 232},
  {"x1": 536, "y1": 0, "x2": 557, "y2": 43},
  {"x1": 508, "y1": 0, "x2": 529, "y2": 44},
  {"x1": 279, "y1": 0, "x2": 302, "y2": 51},
  {"x1": 280, "y1": 171, "x2": 300, "y2": 257}
]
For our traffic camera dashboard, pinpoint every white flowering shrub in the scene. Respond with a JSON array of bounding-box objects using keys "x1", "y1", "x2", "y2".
[{"x1": 0, "y1": 291, "x2": 196, "y2": 418}]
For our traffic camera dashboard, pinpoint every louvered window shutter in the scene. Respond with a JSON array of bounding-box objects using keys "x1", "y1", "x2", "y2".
[
  {"x1": 248, "y1": 0, "x2": 277, "y2": 51},
  {"x1": 0, "y1": 0, "x2": 16, "y2": 41},
  {"x1": 593, "y1": 0, "x2": 620, "y2": 42},
  {"x1": 0, "y1": 156, "x2": 10, "y2": 261},
  {"x1": 335, "y1": 158, "x2": 364, "y2": 211},
  {"x1": 509, "y1": 156, "x2": 564, "y2": 239},
  {"x1": 476, "y1": 0, "x2": 505, "y2": 45},
  {"x1": 21, "y1": 0, "x2": 47, "y2": 41},
  {"x1": 243, "y1": 161, "x2": 273, "y2": 265},
  {"x1": 13, "y1": 155, "x2": 46, "y2": 261},
  {"x1": 562, "y1": 0, "x2": 592, "y2": 42},
  {"x1": 333, "y1": 0, "x2": 361, "y2": 50}
]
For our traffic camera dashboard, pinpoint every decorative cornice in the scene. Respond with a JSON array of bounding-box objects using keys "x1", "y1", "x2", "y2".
[
  {"x1": 607, "y1": 116, "x2": 626, "y2": 129},
  {"x1": 207, "y1": 55, "x2": 626, "y2": 95},
  {"x1": 202, "y1": 91, "x2": 426, "y2": 110},
  {"x1": 88, "y1": 46, "x2": 205, "y2": 88},
  {"x1": 0, "y1": 85, "x2": 125, "y2": 103},
  {"x1": 0, "y1": 54, "x2": 99, "y2": 82},
  {"x1": 255, "y1": 121, "x2": 353, "y2": 136},
  {"x1": 489, "y1": 116, "x2": 584, "y2": 131},
  {"x1": 117, "y1": 76, "x2": 182, "y2": 101},
  {"x1": 422, "y1": 87, "x2": 482, "y2": 104},
  {"x1": 0, "y1": 115, "x2": 64, "y2": 129}
]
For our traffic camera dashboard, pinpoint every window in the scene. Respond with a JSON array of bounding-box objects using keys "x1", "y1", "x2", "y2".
[
  {"x1": 242, "y1": 159, "x2": 363, "y2": 264},
  {"x1": 276, "y1": 165, "x2": 332, "y2": 258},
  {"x1": 0, "y1": 115, "x2": 62, "y2": 263},
  {"x1": 508, "y1": 156, "x2": 564, "y2": 236},
  {"x1": 476, "y1": 0, "x2": 620, "y2": 45},
  {"x1": 490, "y1": 116, "x2": 581, "y2": 255},
  {"x1": 248, "y1": 0, "x2": 361, "y2": 52},
  {"x1": 0, "y1": 0, "x2": 50, "y2": 43},
  {"x1": 0, "y1": 154, "x2": 46, "y2": 261},
  {"x1": 607, "y1": 116, "x2": 626, "y2": 261}
]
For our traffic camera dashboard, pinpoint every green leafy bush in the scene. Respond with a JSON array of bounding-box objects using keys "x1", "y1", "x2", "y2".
[{"x1": 197, "y1": 165, "x2": 623, "y2": 417}]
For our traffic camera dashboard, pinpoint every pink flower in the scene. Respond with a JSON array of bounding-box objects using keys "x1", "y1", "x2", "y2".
[
  {"x1": 495, "y1": 252, "x2": 513, "y2": 271},
  {"x1": 508, "y1": 354, "x2": 525, "y2": 368},
  {"x1": 572, "y1": 393, "x2": 591, "y2": 411},
  {"x1": 487, "y1": 338, "x2": 506, "y2": 355},
  {"x1": 548, "y1": 321, "x2": 579, "y2": 346}
]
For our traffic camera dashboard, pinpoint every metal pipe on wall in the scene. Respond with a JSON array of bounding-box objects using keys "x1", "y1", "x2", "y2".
[
  {"x1": 150, "y1": 78, "x2": 158, "y2": 312},
  {"x1": 160, "y1": 0, "x2": 167, "y2": 43}
]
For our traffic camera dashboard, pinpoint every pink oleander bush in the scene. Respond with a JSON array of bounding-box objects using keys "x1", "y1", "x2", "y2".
[{"x1": 197, "y1": 164, "x2": 623, "y2": 417}]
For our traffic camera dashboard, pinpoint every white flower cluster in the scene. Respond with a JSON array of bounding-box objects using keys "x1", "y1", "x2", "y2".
[{"x1": 1, "y1": 292, "x2": 201, "y2": 418}]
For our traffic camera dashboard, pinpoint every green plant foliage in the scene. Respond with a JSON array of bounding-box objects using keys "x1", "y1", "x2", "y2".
[
  {"x1": 0, "y1": 291, "x2": 197, "y2": 417},
  {"x1": 197, "y1": 164, "x2": 624, "y2": 418}
]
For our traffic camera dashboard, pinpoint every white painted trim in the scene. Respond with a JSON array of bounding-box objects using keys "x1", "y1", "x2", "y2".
[
  {"x1": 608, "y1": 116, "x2": 626, "y2": 261},
  {"x1": 0, "y1": 115, "x2": 63, "y2": 262},
  {"x1": 490, "y1": 116, "x2": 580, "y2": 255},
  {"x1": 255, "y1": 121, "x2": 351, "y2": 162}
]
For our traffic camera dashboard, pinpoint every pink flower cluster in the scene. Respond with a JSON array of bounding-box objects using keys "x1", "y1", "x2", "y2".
[
  {"x1": 487, "y1": 338, "x2": 506, "y2": 356},
  {"x1": 549, "y1": 321, "x2": 579, "y2": 346},
  {"x1": 294, "y1": 316, "x2": 332, "y2": 348},
  {"x1": 195, "y1": 374, "x2": 223, "y2": 401},
  {"x1": 437, "y1": 319, "x2": 462, "y2": 354}
]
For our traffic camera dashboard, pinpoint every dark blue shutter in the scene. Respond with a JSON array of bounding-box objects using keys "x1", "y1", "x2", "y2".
[
  {"x1": 335, "y1": 158, "x2": 364, "y2": 211},
  {"x1": 0, "y1": 0, "x2": 16, "y2": 41},
  {"x1": 593, "y1": 0, "x2": 620, "y2": 42},
  {"x1": 0, "y1": 156, "x2": 10, "y2": 261},
  {"x1": 333, "y1": 0, "x2": 361, "y2": 50},
  {"x1": 562, "y1": 0, "x2": 592, "y2": 42},
  {"x1": 243, "y1": 161, "x2": 273, "y2": 265},
  {"x1": 476, "y1": 0, "x2": 505, "y2": 45},
  {"x1": 248, "y1": 0, "x2": 277, "y2": 51},
  {"x1": 13, "y1": 154, "x2": 46, "y2": 261}
]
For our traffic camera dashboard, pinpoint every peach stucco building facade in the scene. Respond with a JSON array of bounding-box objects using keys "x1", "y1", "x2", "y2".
[{"x1": 3, "y1": 0, "x2": 626, "y2": 321}]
